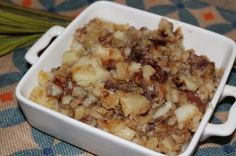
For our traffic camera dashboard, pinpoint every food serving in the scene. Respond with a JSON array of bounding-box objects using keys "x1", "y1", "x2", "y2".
[{"x1": 29, "y1": 18, "x2": 222, "y2": 155}]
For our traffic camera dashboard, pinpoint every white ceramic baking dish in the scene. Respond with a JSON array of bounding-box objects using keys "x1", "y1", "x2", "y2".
[{"x1": 16, "y1": 1, "x2": 236, "y2": 156}]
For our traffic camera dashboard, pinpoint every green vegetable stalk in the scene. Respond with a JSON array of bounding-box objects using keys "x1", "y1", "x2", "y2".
[{"x1": 0, "y1": 1, "x2": 72, "y2": 57}]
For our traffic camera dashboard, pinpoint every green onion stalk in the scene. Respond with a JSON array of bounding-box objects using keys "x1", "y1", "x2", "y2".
[{"x1": 0, "y1": 1, "x2": 72, "y2": 57}]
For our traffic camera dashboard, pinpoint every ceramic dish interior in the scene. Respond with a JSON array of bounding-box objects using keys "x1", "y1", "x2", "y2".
[{"x1": 16, "y1": 1, "x2": 236, "y2": 156}]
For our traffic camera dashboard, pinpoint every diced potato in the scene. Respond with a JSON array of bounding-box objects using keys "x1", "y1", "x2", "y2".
[
  {"x1": 101, "y1": 92, "x2": 120, "y2": 109},
  {"x1": 70, "y1": 39, "x2": 83, "y2": 51},
  {"x1": 74, "y1": 106, "x2": 85, "y2": 120},
  {"x1": 114, "y1": 31, "x2": 125, "y2": 40},
  {"x1": 109, "y1": 48, "x2": 123, "y2": 61},
  {"x1": 115, "y1": 126, "x2": 136, "y2": 141},
  {"x1": 93, "y1": 44, "x2": 123, "y2": 61},
  {"x1": 61, "y1": 95, "x2": 73, "y2": 105},
  {"x1": 103, "y1": 119, "x2": 136, "y2": 141},
  {"x1": 158, "y1": 19, "x2": 175, "y2": 40},
  {"x1": 166, "y1": 88, "x2": 180, "y2": 103},
  {"x1": 153, "y1": 101, "x2": 173, "y2": 119},
  {"x1": 48, "y1": 83, "x2": 62, "y2": 97},
  {"x1": 170, "y1": 89, "x2": 179, "y2": 103},
  {"x1": 60, "y1": 108, "x2": 72, "y2": 116},
  {"x1": 189, "y1": 111, "x2": 202, "y2": 131},
  {"x1": 124, "y1": 48, "x2": 131, "y2": 57},
  {"x1": 96, "y1": 107, "x2": 108, "y2": 115},
  {"x1": 29, "y1": 86, "x2": 46, "y2": 104},
  {"x1": 92, "y1": 44, "x2": 110, "y2": 58},
  {"x1": 142, "y1": 65, "x2": 155, "y2": 82},
  {"x1": 82, "y1": 94, "x2": 98, "y2": 107},
  {"x1": 136, "y1": 114, "x2": 153, "y2": 125},
  {"x1": 90, "y1": 110, "x2": 103, "y2": 120},
  {"x1": 38, "y1": 70, "x2": 53, "y2": 87},
  {"x1": 161, "y1": 137, "x2": 176, "y2": 151},
  {"x1": 72, "y1": 86, "x2": 87, "y2": 98},
  {"x1": 29, "y1": 86, "x2": 58, "y2": 110},
  {"x1": 92, "y1": 83, "x2": 105, "y2": 97},
  {"x1": 179, "y1": 74, "x2": 198, "y2": 91},
  {"x1": 120, "y1": 93, "x2": 150, "y2": 117},
  {"x1": 45, "y1": 98, "x2": 59, "y2": 110},
  {"x1": 72, "y1": 55, "x2": 110, "y2": 86},
  {"x1": 146, "y1": 137, "x2": 158, "y2": 150},
  {"x1": 115, "y1": 62, "x2": 129, "y2": 81},
  {"x1": 129, "y1": 62, "x2": 141, "y2": 74},
  {"x1": 175, "y1": 104, "x2": 199, "y2": 129},
  {"x1": 62, "y1": 51, "x2": 80, "y2": 64}
]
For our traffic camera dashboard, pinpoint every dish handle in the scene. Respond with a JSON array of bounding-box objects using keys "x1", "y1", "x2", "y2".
[
  {"x1": 201, "y1": 84, "x2": 236, "y2": 141},
  {"x1": 25, "y1": 26, "x2": 65, "y2": 65}
]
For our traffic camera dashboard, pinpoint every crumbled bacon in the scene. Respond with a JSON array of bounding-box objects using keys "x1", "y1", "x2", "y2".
[
  {"x1": 149, "y1": 38, "x2": 167, "y2": 46},
  {"x1": 172, "y1": 76, "x2": 184, "y2": 89},
  {"x1": 98, "y1": 32, "x2": 113, "y2": 45},
  {"x1": 129, "y1": 45, "x2": 144, "y2": 62},
  {"x1": 102, "y1": 59, "x2": 116, "y2": 70},
  {"x1": 150, "y1": 64, "x2": 168, "y2": 83},
  {"x1": 185, "y1": 91, "x2": 206, "y2": 112}
]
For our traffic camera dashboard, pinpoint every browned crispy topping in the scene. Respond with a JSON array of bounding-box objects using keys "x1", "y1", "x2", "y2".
[{"x1": 30, "y1": 18, "x2": 222, "y2": 155}]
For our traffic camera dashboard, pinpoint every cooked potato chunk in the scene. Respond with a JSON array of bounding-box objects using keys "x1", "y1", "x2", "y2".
[
  {"x1": 74, "y1": 106, "x2": 85, "y2": 120},
  {"x1": 115, "y1": 62, "x2": 129, "y2": 81},
  {"x1": 143, "y1": 65, "x2": 155, "y2": 82},
  {"x1": 62, "y1": 51, "x2": 80, "y2": 64},
  {"x1": 120, "y1": 93, "x2": 150, "y2": 117},
  {"x1": 153, "y1": 101, "x2": 173, "y2": 119},
  {"x1": 101, "y1": 91, "x2": 121, "y2": 109},
  {"x1": 115, "y1": 126, "x2": 136, "y2": 141},
  {"x1": 175, "y1": 104, "x2": 200, "y2": 129},
  {"x1": 38, "y1": 70, "x2": 53, "y2": 87},
  {"x1": 129, "y1": 62, "x2": 141, "y2": 74},
  {"x1": 72, "y1": 55, "x2": 110, "y2": 86}
]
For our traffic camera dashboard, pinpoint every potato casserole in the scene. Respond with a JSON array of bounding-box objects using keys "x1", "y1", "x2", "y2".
[{"x1": 30, "y1": 18, "x2": 222, "y2": 155}]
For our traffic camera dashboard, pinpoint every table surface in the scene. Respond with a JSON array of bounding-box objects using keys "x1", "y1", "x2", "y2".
[{"x1": 0, "y1": 0, "x2": 236, "y2": 156}]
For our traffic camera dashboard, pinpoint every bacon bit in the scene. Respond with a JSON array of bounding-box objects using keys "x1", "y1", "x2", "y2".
[
  {"x1": 101, "y1": 90, "x2": 109, "y2": 97},
  {"x1": 98, "y1": 33, "x2": 113, "y2": 45},
  {"x1": 196, "y1": 58, "x2": 210, "y2": 69},
  {"x1": 160, "y1": 30, "x2": 168, "y2": 38},
  {"x1": 133, "y1": 71, "x2": 143, "y2": 84},
  {"x1": 98, "y1": 35, "x2": 107, "y2": 43},
  {"x1": 104, "y1": 80, "x2": 118, "y2": 91},
  {"x1": 139, "y1": 27, "x2": 148, "y2": 31},
  {"x1": 172, "y1": 76, "x2": 184, "y2": 88},
  {"x1": 149, "y1": 38, "x2": 167, "y2": 46},
  {"x1": 104, "y1": 79, "x2": 141, "y2": 93},
  {"x1": 146, "y1": 122, "x2": 156, "y2": 131},
  {"x1": 63, "y1": 81, "x2": 77, "y2": 95},
  {"x1": 140, "y1": 59, "x2": 168, "y2": 83},
  {"x1": 51, "y1": 74, "x2": 77, "y2": 96},
  {"x1": 174, "y1": 28, "x2": 183, "y2": 39},
  {"x1": 143, "y1": 86, "x2": 157, "y2": 101},
  {"x1": 150, "y1": 64, "x2": 168, "y2": 83},
  {"x1": 132, "y1": 71, "x2": 157, "y2": 100},
  {"x1": 52, "y1": 77, "x2": 63, "y2": 88},
  {"x1": 186, "y1": 91, "x2": 206, "y2": 112},
  {"x1": 130, "y1": 45, "x2": 144, "y2": 62},
  {"x1": 102, "y1": 59, "x2": 116, "y2": 70},
  {"x1": 189, "y1": 54, "x2": 214, "y2": 70}
]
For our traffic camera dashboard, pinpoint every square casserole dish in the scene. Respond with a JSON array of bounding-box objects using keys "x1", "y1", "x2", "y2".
[{"x1": 16, "y1": 1, "x2": 236, "y2": 156}]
